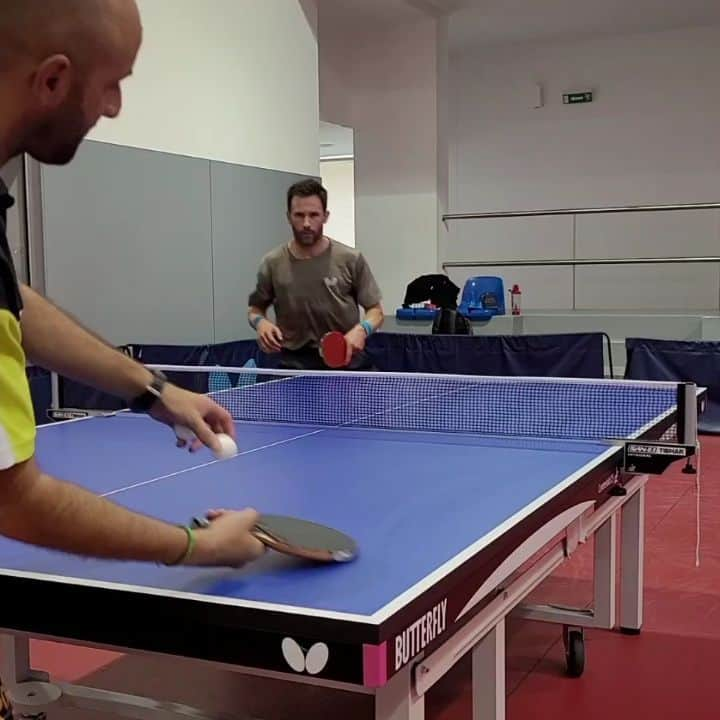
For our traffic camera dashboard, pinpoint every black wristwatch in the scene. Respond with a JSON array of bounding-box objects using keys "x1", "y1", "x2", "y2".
[{"x1": 129, "y1": 368, "x2": 168, "y2": 413}]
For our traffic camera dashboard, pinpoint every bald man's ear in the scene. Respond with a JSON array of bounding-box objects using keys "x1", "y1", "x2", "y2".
[{"x1": 31, "y1": 54, "x2": 74, "y2": 108}]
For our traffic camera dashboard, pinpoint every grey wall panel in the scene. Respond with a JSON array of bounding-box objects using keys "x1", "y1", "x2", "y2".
[
  {"x1": 40, "y1": 140, "x2": 214, "y2": 346},
  {"x1": 575, "y1": 262, "x2": 720, "y2": 311},
  {"x1": 575, "y1": 209, "x2": 720, "y2": 260},
  {"x1": 210, "y1": 161, "x2": 310, "y2": 344}
]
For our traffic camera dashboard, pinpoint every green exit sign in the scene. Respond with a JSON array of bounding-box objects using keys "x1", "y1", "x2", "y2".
[{"x1": 563, "y1": 91, "x2": 593, "y2": 104}]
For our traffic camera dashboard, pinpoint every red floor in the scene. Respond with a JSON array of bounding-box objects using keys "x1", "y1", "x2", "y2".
[{"x1": 12, "y1": 436, "x2": 720, "y2": 718}]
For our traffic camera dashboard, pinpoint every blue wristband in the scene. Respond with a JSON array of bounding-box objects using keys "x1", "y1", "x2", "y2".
[{"x1": 361, "y1": 320, "x2": 373, "y2": 336}]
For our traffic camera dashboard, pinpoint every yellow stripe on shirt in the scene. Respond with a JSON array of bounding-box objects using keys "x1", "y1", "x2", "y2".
[{"x1": 0, "y1": 309, "x2": 35, "y2": 470}]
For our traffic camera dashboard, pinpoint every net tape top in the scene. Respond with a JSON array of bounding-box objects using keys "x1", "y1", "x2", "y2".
[{"x1": 182, "y1": 370, "x2": 681, "y2": 442}]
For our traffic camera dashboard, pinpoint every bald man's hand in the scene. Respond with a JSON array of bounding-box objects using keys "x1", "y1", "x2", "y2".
[{"x1": 149, "y1": 384, "x2": 237, "y2": 455}]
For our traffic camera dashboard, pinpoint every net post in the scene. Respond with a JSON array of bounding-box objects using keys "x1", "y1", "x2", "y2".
[
  {"x1": 677, "y1": 382, "x2": 699, "y2": 475},
  {"x1": 676, "y1": 382, "x2": 698, "y2": 446},
  {"x1": 50, "y1": 371, "x2": 60, "y2": 410}
]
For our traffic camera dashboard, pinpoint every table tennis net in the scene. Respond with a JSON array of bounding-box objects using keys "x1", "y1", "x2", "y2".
[{"x1": 150, "y1": 366, "x2": 692, "y2": 443}]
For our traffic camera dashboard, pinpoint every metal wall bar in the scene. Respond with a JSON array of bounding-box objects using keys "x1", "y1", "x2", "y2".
[
  {"x1": 442, "y1": 201, "x2": 720, "y2": 221},
  {"x1": 442, "y1": 256, "x2": 720, "y2": 269}
]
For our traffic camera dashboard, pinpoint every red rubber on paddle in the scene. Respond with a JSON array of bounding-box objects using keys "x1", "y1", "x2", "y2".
[{"x1": 319, "y1": 331, "x2": 348, "y2": 368}]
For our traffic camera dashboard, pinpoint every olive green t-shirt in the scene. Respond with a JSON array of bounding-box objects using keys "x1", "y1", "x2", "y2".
[{"x1": 249, "y1": 239, "x2": 382, "y2": 350}]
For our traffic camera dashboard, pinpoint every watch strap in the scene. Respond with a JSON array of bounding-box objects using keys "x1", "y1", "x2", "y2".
[{"x1": 129, "y1": 369, "x2": 167, "y2": 413}]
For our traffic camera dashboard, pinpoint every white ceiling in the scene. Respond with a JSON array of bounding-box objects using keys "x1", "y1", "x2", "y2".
[
  {"x1": 319, "y1": 0, "x2": 720, "y2": 51},
  {"x1": 447, "y1": 0, "x2": 720, "y2": 53},
  {"x1": 317, "y1": 0, "x2": 425, "y2": 33},
  {"x1": 404, "y1": 0, "x2": 471, "y2": 17}
]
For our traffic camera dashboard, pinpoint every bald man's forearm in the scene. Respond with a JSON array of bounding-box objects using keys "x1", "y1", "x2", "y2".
[{"x1": 0, "y1": 457, "x2": 188, "y2": 565}]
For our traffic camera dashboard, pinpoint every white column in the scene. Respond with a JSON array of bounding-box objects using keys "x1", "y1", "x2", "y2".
[{"x1": 319, "y1": 8, "x2": 444, "y2": 309}]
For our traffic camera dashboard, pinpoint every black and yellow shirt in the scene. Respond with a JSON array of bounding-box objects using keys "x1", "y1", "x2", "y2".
[
  {"x1": 0, "y1": 178, "x2": 35, "y2": 472},
  {"x1": 0, "y1": 683, "x2": 12, "y2": 720}
]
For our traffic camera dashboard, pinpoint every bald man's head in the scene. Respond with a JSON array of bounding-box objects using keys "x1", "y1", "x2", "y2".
[{"x1": 0, "y1": 0, "x2": 142, "y2": 165}]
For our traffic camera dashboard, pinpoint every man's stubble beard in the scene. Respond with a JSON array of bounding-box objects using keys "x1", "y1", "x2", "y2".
[
  {"x1": 22, "y1": 84, "x2": 90, "y2": 165},
  {"x1": 294, "y1": 227, "x2": 323, "y2": 247}
]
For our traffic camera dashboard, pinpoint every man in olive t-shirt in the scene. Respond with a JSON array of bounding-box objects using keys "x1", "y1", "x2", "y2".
[{"x1": 248, "y1": 179, "x2": 384, "y2": 370}]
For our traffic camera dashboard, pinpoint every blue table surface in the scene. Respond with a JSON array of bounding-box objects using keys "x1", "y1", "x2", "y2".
[{"x1": 0, "y1": 415, "x2": 614, "y2": 618}]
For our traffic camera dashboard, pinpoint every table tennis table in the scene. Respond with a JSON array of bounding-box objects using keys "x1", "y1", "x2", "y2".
[{"x1": 0, "y1": 367, "x2": 704, "y2": 720}]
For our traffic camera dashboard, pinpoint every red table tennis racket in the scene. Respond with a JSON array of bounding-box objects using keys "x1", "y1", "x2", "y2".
[
  {"x1": 319, "y1": 331, "x2": 349, "y2": 368},
  {"x1": 190, "y1": 513, "x2": 358, "y2": 563}
]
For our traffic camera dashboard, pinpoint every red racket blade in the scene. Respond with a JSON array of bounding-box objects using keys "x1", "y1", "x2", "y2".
[{"x1": 319, "y1": 331, "x2": 348, "y2": 368}]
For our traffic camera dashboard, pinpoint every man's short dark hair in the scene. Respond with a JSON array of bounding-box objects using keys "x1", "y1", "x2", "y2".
[{"x1": 287, "y1": 178, "x2": 328, "y2": 212}]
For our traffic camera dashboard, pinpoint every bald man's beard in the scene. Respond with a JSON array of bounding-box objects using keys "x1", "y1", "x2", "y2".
[{"x1": 22, "y1": 87, "x2": 91, "y2": 165}]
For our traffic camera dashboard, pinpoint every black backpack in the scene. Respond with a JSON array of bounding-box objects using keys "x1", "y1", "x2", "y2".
[
  {"x1": 403, "y1": 273, "x2": 460, "y2": 309},
  {"x1": 432, "y1": 308, "x2": 473, "y2": 335}
]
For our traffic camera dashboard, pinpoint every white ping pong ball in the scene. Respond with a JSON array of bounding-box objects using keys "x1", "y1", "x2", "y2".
[{"x1": 214, "y1": 433, "x2": 238, "y2": 460}]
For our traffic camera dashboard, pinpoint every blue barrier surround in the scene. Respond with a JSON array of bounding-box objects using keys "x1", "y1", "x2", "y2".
[
  {"x1": 364, "y1": 331, "x2": 605, "y2": 377},
  {"x1": 624, "y1": 337, "x2": 720, "y2": 435},
  {"x1": 30, "y1": 332, "x2": 609, "y2": 423}
]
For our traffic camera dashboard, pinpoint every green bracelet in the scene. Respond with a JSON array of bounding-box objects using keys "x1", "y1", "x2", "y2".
[{"x1": 165, "y1": 525, "x2": 196, "y2": 566}]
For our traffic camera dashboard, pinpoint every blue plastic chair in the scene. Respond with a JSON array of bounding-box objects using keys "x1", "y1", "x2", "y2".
[{"x1": 458, "y1": 276, "x2": 506, "y2": 319}]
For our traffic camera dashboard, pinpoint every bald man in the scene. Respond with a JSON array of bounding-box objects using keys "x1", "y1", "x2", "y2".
[{"x1": 0, "y1": 5, "x2": 266, "y2": 711}]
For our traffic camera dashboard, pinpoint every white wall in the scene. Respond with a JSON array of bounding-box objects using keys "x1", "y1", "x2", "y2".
[
  {"x1": 445, "y1": 24, "x2": 720, "y2": 311},
  {"x1": 88, "y1": 0, "x2": 320, "y2": 176},
  {"x1": 319, "y1": 12, "x2": 442, "y2": 310},
  {"x1": 320, "y1": 158, "x2": 355, "y2": 247}
]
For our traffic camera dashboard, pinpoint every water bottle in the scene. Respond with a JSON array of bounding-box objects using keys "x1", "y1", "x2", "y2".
[{"x1": 510, "y1": 284, "x2": 522, "y2": 315}]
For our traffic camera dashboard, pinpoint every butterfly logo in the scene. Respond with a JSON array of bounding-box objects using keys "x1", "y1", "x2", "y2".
[{"x1": 281, "y1": 637, "x2": 329, "y2": 675}]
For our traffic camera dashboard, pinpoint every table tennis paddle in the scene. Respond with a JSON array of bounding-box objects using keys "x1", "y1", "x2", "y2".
[
  {"x1": 319, "y1": 331, "x2": 349, "y2": 368},
  {"x1": 190, "y1": 513, "x2": 358, "y2": 563}
]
